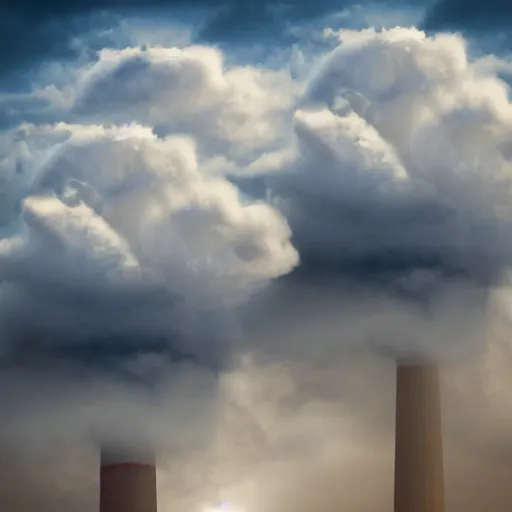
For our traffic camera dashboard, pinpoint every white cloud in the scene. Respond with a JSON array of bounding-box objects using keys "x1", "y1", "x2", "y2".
[
  {"x1": 72, "y1": 45, "x2": 302, "y2": 164},
  {"x1": 0, "y1": 121, "x2": 298, "y2": 366},
  {"x1": 262, "y1": 27, "x2": 512, "y2": 288},
  {"x1": 4, "y1": 27, "x2": 512, "y2": 364},
  {"x1": 4, "y1": 26, "x2": 512, "y2": 365}
]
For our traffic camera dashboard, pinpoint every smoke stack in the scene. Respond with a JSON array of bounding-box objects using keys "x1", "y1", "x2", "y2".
[
  {"x1": 100, "y1": 444, "x2": 158, "y2": 512},
  {"x1": 394, "y1": 361, "x2": 445, "y2": 512}
]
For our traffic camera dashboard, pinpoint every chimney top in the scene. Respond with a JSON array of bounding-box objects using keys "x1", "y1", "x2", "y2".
[{"x1": 100, "y1": 444, "x2": 155, "y2": 466}]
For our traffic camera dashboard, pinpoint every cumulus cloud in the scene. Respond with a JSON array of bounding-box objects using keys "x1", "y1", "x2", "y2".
[
  {"x1": 225, "y1": 27, "x2": 512, "y2": 368},
  {"x1": 71, "y1": 45, "x2": 301, "y2": 163},
  {"x1": 0, "y1": 41, "x2": 303, "y2": 480},
  {"x1": 3, "y1": 18, "x2": 512, "y2": 512},
  {"x1": 0, "y1": 122, "x2": 298, "y2": 365},
  {"x1": 0, "y1": 82, "x2": 299, "y2": 503},
  {"x1": 267, "y1": 27, "x2": 512, "y2": 286}
]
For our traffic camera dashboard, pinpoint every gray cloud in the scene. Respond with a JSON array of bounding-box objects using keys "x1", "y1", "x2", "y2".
[
  {"x1": 0, "y1": 0, "x2": 429, "y2": 89},
  {"x1": 226, "y1": 27, "x2": 512, "y2": 365},
  {"x1": 0, "y1": 66, "x2": 298, "y2": 453},
  {"x1": 0, "y1": 125, "x2": 297, "y2": 379},
  {"x1": 258, "y1": 28, "x2": 512, "y2": 293},
  {"x1": 2, "y1": 23, "x2": 512, "y2": 424}
]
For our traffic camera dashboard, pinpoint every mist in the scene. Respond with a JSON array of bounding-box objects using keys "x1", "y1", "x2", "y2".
[{"x1": 4, "y1": 335, "x2": 512, "y2": 512}]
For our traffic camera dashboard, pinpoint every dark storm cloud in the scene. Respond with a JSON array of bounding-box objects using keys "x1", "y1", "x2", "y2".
[
  {"x1": 0, "y1": 282, "x2": 212, "y2": 385},
  {"x1": 0, "y1": 2, "x2": 184, "y2": 88},
  {"x1": 3, "y1": 0, "x2": 512, "y2": 87},
  {"x1": 423, "y1": 0, "x2": 512, "y2": 32},
  {"x1": 196, "y1": 0, "x2": 343, "y2": 42},
  {"x1": 0, "y1": 0, "x2": 430, "y2": 87},
  {"x1": 0, "y1": 0, "x2": 293, "y2": 86}
]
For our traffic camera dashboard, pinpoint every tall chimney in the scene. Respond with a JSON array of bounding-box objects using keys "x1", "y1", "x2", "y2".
[
  {"x1": 394, "y1": 362, "x2": 445, "y2": 512},
  {"x1": 100, "y1": 444, "x2": 158, "y2": 512}
]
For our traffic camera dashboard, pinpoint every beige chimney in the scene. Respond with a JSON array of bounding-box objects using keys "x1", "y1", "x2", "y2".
[{"x1": 394, "y1": 362, "x2": 445, "y2": 512}]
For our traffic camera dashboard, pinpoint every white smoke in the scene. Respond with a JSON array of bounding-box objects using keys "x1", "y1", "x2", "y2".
[
  {"x1": 266, "y1": 28, "x2": 512, "y2": 285},
  {"x1": 0, "y1": 122, "x2": 298, "y2": 355},
  {"x1": 236, "y1": 27, "x2": 512, "y2": 361},
  {"x1": 0, "y1": 56, "x2": 300, "y2": 460}
]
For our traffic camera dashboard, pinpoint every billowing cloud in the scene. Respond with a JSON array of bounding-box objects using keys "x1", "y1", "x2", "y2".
[
  {"x1": 269, "y1": 28, "x2": 512, "y2": 288},
  {"x1": 3, "y1": 25, "x2": 512, "y2": 408},
  {"x1": 71, "y1": 45, "x2": 300, "y2": 162},
  {"x1": 2, "y1": 16, "x2": 512, "y2": 512},
  {"x1": 232, "y1": 27, "x2": 512, "y2": 363},
  {"x1": 0, "y1": 122, "x2": 298, "y2": 371},
  {"x1": 0, "y1": 84, "x2": 299, "y2": 470}
]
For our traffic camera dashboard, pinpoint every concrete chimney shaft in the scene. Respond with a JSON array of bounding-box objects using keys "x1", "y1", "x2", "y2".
[
  {"x1": 394, "y1": 363, "x2": 445, "y2": 512},
  {"x1": 100, "y1": 446, "x2": 157, "y2": 512}
]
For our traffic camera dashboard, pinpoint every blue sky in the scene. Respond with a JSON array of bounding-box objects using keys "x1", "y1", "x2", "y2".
[{"x1": 2, "y1": 0, "x2": 510, "y2": 89}]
